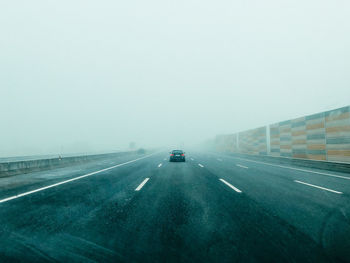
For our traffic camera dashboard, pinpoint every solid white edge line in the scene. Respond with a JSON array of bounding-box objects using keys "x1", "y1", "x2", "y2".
[
  {"x1": 294, "y1": 180, "x2": 343, "y2": 194},
  {"x1": 0, "y1": 153, "x2": 158, "y2": 204},
  {"x1": 135, "y1": 178, "x2": 150, "y2": 191},
  {"x1": 231, "y1": 157, "x2": 350, "y2": 180},
  {"x1": 236, "y1": 164, "x2": 248, "y2": 169},
  {"x1": 219, "y1": 179, "x2": 242, "y2": 193},
  {"x1": 158, "y1": 163, "x2": 162, "y2": 168},
  {"x1": 198, "y1": 164, "x2": 204, "y2": 168}
]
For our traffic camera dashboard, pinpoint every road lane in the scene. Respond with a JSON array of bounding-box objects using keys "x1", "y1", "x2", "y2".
[
  {"x1": 135, "y1": 178, "x2": 150, "y2": 191},
  {"x1": 190, "y1": 152, "x2": 350, "y2": 260},
  {"x1": 236, "y1": 164, "x2": 248, "y2": 169},
  {"x1": 0, "y1": 153, "x2": 166, "y2": 262},
  {"x1": 234, "y1": 157, "x2": 350, "y2": 180},
  {"x1": 294, "y1": 180, "x2": 343, "y2": 194},
  {"x1": 68, "y1": 158, "x2": 327, "y2": 262},
  {"x1": 0, "y1": 154, "x2": 158, "y2": 204},
  {"x1": 219, "y1": 178, "x2": 242, "y2": 193},
  {"x1": 0, "y1": 151, "x2": 348, "y2": 262},
  {"x1": 0, "y1": 153, "x2": 159, "y2": 201},
  {"x1": 203, "y1": 151, "x2": 350, "y2": 195}
]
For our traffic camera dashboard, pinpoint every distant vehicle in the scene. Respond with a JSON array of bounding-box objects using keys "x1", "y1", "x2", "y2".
[
  {"x1": 169, "y1": 150, "x2": 186, "y2": 162},
  {"x1": 137, "y1": 148, "x2": 146, "y2": 154}
]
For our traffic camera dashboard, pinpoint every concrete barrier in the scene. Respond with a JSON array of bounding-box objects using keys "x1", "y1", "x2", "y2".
[{"x1": 0, "y1": 151, "x2": 142, "y2": 177}]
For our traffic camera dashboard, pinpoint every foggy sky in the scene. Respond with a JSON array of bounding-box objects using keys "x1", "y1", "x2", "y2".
[{"x1": 1, "y1": 0, "x2": 349, "y2": 157}]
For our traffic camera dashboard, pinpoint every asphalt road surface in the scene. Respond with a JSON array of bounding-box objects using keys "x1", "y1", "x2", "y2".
[{"x1": 0, "y1": 151, "x2": 349, "y2": 262}]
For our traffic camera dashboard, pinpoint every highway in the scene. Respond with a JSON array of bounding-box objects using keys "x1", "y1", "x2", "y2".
[{"x1": 0, "y1": 151, "x2": 349, "y2": 262}]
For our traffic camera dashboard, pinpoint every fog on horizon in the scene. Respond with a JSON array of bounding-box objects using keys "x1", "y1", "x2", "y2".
[{"x1": 1, "y1": 0, "x2": 349, "y2": 158}]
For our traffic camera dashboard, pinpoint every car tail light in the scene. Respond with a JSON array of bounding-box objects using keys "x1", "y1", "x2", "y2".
[
  {"x1": 181, "y1": 154, "x2": 185, "y2": 156},
  {"x1": 170, "y1": 154, "x2": 174, "y2": 156}
]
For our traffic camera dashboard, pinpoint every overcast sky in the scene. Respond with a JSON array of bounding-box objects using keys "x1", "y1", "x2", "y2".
[{"x1": 1, "y1": 0, "x2": 349, "y2": 157}]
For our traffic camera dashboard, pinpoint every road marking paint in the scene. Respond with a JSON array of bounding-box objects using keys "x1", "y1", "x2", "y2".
[
  {"x1": 0, "y1": 153, "x2": 158, "y2": 204},
  {"x1": 190, "y1": 158, "x2": 194, "y2": 161},
  {"x1": 219, "y1": 179, "x2": 242, "y2": 193},
  {"x1": 236, "y1": 164, "x2": 248, "y2": 169},
  {"x1": 158, "y1": 163, "x2": 162, "y2": 168},
  {"x1": 294, "y1": 180, "x2": 343, "y2": 194},
  {"x1": 198, "y1": 164, "x2": 204, "y2": 168},
  {"x1": 217, "y1": 158, "x2": 223, "y2": 162},
  {"x1": 135, "y1": 178, "x2": 150, "y2": 191},
  {"x1": 164, "y1": 158, "x2": 167, "y2": 161},
  {"x1": 230, "y1": 157, "x2": 350, "y2": 180}
]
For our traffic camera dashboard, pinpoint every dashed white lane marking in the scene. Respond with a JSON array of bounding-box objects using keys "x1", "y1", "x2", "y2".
[
  {"x1": 135, "y1": 178, "x2": 150, "y2": 191},
  {"x1": 158, "y1": 163, "x2": 162, "y2": 168},
  {"x1": 231, "y1": 157, "x2": 350, "y2": 180},
  {"x1": 164, "y1": 158, "x2": 167, "y2": 161},
  {"x1": 190, "y1": 158, "x2": 194, "y2": 161},
  {"x1": 0, "y1": 153, "x2": 157, "y2": 204},
  {"x1": 198, "y1": 164, "x2": 204, "y2": 168},
  {"x1": 219, "y1": 179, "x2": 242, "y2": 193},
  {"x1": 236, "y1": 164, "x2": 248, "y2": 169},
  {"x1": 294, "y1": 180, "x2": 343, "y2": 194},
  {"x1": 217, "y1": 158, "x2": 223, "y2": 162}
]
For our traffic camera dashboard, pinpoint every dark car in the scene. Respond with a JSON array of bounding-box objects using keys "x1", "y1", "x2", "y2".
[{"x1": 169, "y1": 150, "x2": 186, "y2": 162}]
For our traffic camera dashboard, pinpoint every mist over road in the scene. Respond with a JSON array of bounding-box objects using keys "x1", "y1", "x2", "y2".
[{"x1": 0, "y1": 151, "x2": 349, "y2": 262}]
